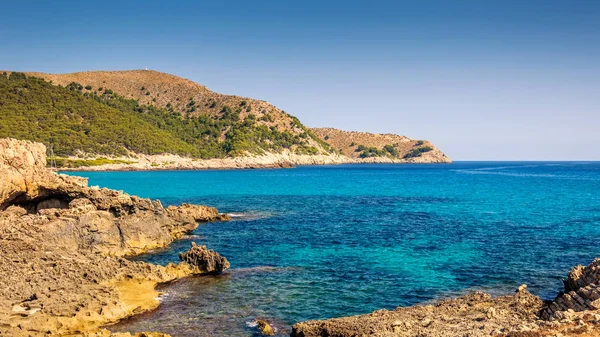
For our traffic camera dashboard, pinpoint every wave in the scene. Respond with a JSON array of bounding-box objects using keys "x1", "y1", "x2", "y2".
[
  {"x1": 230, "y1": 266, "x2": 303, "y2": 275},
  {"x1": 228, "y1": 211, "x2": 275, "y2": 221},
  {"x1": 180, "y1": 234, "x2": 207, "y2": 240},
  {"x1": 155, "y1": 292, "x2": 170, "y2": 302},
  {"x1": 453, "y1": 169, "x2": 558, "y2": 178},
  {"x1": 465, "y1": 164, "x2": 540, "y2": 171},
  {"x1": 453, "y1": 169, "x2": 599, "y2": 180}
]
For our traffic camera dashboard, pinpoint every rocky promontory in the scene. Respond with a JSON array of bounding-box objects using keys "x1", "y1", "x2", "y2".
[{"x1": 0, "y1": 138, "x2": 230, "y2": 336}]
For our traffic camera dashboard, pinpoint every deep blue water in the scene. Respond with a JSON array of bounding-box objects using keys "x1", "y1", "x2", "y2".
[{"x1": 68, "y1": 162, "x2": 600, "y2": 336}]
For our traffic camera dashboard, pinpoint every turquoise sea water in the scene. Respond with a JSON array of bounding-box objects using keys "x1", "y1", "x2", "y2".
[{"x1": 69, "y1": 162, "x2": 600, "y2": 336}]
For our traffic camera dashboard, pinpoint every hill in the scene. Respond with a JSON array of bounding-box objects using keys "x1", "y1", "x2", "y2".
[
  {"x1": 0, "y1": 71, "x2": 332, "y2": 160},
  {"x1": 312, "y1": 128, "x2": 451, "y2": 163},
  {"x1": 0, "y1": 70, "x2": 450, "y2": 169},
  {"x1": 24, "y1": 70, "x2": 331, "y2": 154}
]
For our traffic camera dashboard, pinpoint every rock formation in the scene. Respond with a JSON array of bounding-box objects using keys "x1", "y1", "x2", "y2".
[
  {"x1": 178, "y1": 242, "x2": 230, "y2": 274},
  {"x1": 291, "y1": 287, "x2": 543, "y2": 337},
  {"x1": 0, "y1": 138, "x2": 229, "y2": 336},
  {"x1": 257, "y1": 319, "x2": 275, "y2": 336},
  {"x1": 541, "y1": 258, "x2": 600, "y2": 321}
]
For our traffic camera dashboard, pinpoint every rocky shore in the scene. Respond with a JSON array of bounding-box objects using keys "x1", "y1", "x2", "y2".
[
  {"x1": 55, "y1": 148, "x2": 451, "y2": 172},
  {"x1": 291, "y1": 265, "x2": 600, "y2": 337},
  {"x1": 0, "y1": 138, "x2": 230, "y2": 336}
]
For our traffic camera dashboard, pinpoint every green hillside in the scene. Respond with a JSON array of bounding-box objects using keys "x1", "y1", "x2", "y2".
[{"x1": 0, "y1": 72, "x2": 328, "y2": 159}]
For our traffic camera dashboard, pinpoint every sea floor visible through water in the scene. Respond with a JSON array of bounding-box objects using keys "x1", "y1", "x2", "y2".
[{"x1": 67, "y1": 162, "x2": 600, "y2": 337}]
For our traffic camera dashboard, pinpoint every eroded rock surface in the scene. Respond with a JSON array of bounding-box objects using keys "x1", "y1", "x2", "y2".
[
  {"x1": 178, "y1": 242, "x2": 230, "y2": 274},
  {"x1": 291, "y1": 287, "x2": 543, "y2": 337},
  {"x1": 541, "y1": 258, "x2": 600, "y2": 321},
  {"x1": 0, "y1": 138, "x2": 229, "y2": 336}
]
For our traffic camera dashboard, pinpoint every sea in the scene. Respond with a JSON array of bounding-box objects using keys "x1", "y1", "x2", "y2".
[{"x1": 66, "y1": 162, "x2": 600, "y2": 336}]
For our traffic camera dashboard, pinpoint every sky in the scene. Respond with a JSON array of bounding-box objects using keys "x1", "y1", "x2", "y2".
[{"x1": 1, "y1": 0, "x2": 599, "y2": 160}]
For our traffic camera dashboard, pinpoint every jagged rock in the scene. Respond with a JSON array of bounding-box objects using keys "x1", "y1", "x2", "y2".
[
  {"x1": 69, "y1": 197, "x2": 98, "y2": 213},
  {"x1": 0, "y1": 138, "x2": 87, "y2": 210},
  {"x1": 178, "y1": 242, "x2": 230, "y2": 274},
  {"x1": 541, "y1": 259, "x2": 600, "y2": 321},
  {"x1": 167, "y1": 203, "x2": 229, "y2": 223},
  {"x1": 166, "y1": 203, "x2": 229, "y2": 238}
]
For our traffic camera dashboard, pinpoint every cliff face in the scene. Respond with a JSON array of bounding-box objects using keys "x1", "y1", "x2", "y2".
[
  {"x1": 0, "y1": 138, "x2": 229, "y2": 336},
  {"x1": 0, "y1": 138, "x2": 87, "y2": 210}
]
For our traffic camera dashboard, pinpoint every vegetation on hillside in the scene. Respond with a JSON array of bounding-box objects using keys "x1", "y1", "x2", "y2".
[
  {"x1": 403, "y1": 146, "x2": 433, "y2": 159},
  {"x1": 0, "y1": 73, "x2": 328, "y2": 158},
  {"x1": 54, "y1": 157, "x2": 136, "y2": 168},
  {"x1": 355, "y1": 144, "x2": 401, "y2": 158}
]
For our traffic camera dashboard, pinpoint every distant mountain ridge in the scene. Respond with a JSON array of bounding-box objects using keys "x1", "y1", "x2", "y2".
[{"x1": 0, "y1": 70, "x2": 450, "y2": 168}]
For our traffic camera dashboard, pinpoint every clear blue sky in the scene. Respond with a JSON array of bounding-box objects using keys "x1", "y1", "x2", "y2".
[{"x1": 1, "y1": 0, "x2": 598, "y2": 160}]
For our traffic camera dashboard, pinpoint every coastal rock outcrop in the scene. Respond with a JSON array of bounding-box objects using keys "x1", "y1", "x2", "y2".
[
  {"x1": 0, "y1": 138, "x2": 87, "y2": 210},
  {"x1": 178, "y1": 242, "x2": 230, "y2": 274},
  {"x1": 0, "y1": 138, "x2": 229, "y2": 337},
  {"x1": 291, "y1": 287, "x2": 543, "y2": 337},
  {"x1": 541, "y1": 258, "x2": 600, "y2": 321}
]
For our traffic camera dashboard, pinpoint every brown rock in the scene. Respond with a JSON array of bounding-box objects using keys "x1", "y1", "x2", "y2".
[
  {"x1": 178, "y1": 242, "x2": 230, "y2": 274},
  {"x1": 257, "y1": 319, "x2": 275, "y2": 336},
  {"x1": 291, "y1": 291, "x2": 543, "y2": 337},
  {"x1": 0, "y1": 138, "x2": 230, "y2": 337}
]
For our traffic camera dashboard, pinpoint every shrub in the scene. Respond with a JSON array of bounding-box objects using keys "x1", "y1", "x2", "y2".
[
  {"x1": 403, "y1": 146, "x2": 433, "y2": 159},
  {"x1": 8, "y1": 72, "x2": 26, "y2": 81},
  {"x1": 383, "y1": 144, "x2": 398, "y2": 156}
]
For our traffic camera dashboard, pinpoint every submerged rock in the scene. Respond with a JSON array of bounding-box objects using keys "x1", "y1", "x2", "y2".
[
  {"x1": 257, "y1": 319, "x2": 275, "y2": 336},
  {"x1": 178, "y1": 242, "x2": 230, "y2": 274}
]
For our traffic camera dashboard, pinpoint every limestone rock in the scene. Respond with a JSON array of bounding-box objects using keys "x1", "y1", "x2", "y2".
[
  {"x1": 178, "y1": 242, "x2": 230, "y2": 274},
  {"x1": 291, "y1": 291, "x2": 543, "y2": 337},
  {"x1": 0, "y1": 138, "x2": 88, "y2": 210},
  {"x1": 541, "y1": 258, "x2": 600, "y2": 321},
  {"x1": 0, "y1": 138, "x2": 230, "y2": 337}
]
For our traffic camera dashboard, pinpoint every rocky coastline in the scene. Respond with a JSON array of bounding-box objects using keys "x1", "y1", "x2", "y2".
[
  {"x1": 0, "y1": 138, "x2": 230, "y2": 336},
  {"x1": 54, "y1": 148, "x2": 451, "y2": 172},
  {"x1": 2, "y1": 137, "x2": 600, "y2": 337}
]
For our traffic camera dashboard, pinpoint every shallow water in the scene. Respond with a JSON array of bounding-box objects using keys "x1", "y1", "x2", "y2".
[{"x1": 70, "y1": 162, "x2": 600, "y2": 336}]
